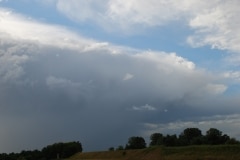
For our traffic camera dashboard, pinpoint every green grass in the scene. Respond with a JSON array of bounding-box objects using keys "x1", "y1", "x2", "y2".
[
  {"x1": 162, "y1": 145, "x2": 240, "y2": 160},
  {"x1": 66, "y1": 145, "x2": 240, "y2": 160}
]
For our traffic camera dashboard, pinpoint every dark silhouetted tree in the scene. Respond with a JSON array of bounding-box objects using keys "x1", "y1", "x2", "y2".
[
  {"x1": 125, "y1": 136, "x2": 146, "y2": 149},
  {"x1": 108, "y1": 147, "x2": 114, "y2": 151},
  {"x1": 42, "y1": 141, "x2": 82, "y2": 159},
  {"x1": 163, "y1": 134, "x2": 178, "y2": 146},
  {"x1": 116, "y1": 145, "x2": 124, "y2": 150},
  {"x1": 206, "y1": 128, "x2": 223, "y2": 145},
  {"x1": 180, "y1": 128, "x2": 203, "y2": 145},
  {"x1": 226, "y1": 138, "x2": 240, "y2": 144},
  {"x1": 150, "y1": 133, "x2": 164, "y2": 146}
]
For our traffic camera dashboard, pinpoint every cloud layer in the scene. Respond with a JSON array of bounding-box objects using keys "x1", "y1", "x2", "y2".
[{"x1": 0, "y1": 3, "x2": 240, "y2": 153}]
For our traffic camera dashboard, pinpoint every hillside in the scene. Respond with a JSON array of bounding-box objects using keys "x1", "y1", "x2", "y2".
[{"x1": 67, "y1": 145, "x2": 240, "y2": 160}]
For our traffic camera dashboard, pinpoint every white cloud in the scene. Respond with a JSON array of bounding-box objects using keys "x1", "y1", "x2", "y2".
[
  {"x1": 57, "y1": 0, "x2": 107, "y2": 22},
  {"x1": 223, "y1": 71, "x2": 240, "y2": 82},
  {"x1": 123, "y1": 73, "x2": 134, "y2": 81},
  {"x1": 53, "y1": 0, "x2": 240, "y2": 56},
  {"x1": 54, "y1": 0, "x2": 218, "y2": 30},
  {"x1": 55, "y1": 0, "x2": 186, "y2": 32},
  {"x1": 133, "y1": 52, "x2": 195, "y2": 71},
  {"x1": 132, "y1": 104, "x2": 156, "y2": 111},
  {"x1": 188, "y1": 0, "x2": 240, "y2": 53},
  {"x1": 83, "y1": 42, "x2": 109, "y2": 52},
  {"x1": 0, "y1": 8, "x2": 93, "y2": 50},
  {"x1": 203, "y1": 83, "x2": 227, "y2": 95}
]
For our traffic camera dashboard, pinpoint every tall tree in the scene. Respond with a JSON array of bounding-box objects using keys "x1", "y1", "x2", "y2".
[
  {"x1": 206, "y1": 128, "x2": 223, "y2": 145},
  {"x1": 163, "y1": 134, "x2": 178, "y2": 146},
  {"x1": 125, "y1": 136, "x2": 146, "y2": 149},
  {"x1": 150, "y1": 133, "x2": 164, "y2": 146},
  {"x1": 180, "y1": 128, "x2": 202, "y2": 145}
]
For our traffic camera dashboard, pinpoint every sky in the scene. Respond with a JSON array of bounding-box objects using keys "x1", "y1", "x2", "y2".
[{"x1": 0, "y1": 0, "x2": 240, "y2": 153}]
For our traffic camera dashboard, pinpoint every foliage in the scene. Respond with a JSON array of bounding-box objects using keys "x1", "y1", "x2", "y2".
[
  {"x1": 116, "y1": 145, "x2": 124, "y2": 150},
  {"x1": 206, "y1": 128, "x2": 230, "y2": 145},
  {"x1": 0, "y1": 127, "x2": 239, "y2": 160},
  {"x1": 125, "y1": 136, "x2": 146, "y2": 149},
  {"x1": 108, "y1": 147, "x2": 114, "y2": 151},
  {"x1": 0, "y1": 141, "x2": 82, "y2": 160},
  {"x1": 149, "y1": 128, "x2": 238, "y2": 147},
  {"x1": 226, "y1": 138, "x2": 240, "y2": 144},
  {"x1": 163, "y1": 134, "x2": 178, "y2": 146},
  {"x1": 42, "y1": 141, "x2": 82, "y2": 159},
  {"x1": 150, "y1": 133, "x2": 164, "y2": 146},
  {"x1": 178, "y1": 128, "x2": 203, "y2": 145},
  {"x1": 0, "y1": 150, "x2": 43, "y2": 160}
]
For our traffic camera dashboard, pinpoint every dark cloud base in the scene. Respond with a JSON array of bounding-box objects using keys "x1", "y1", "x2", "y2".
[{"x1": 0, "y1": 31, "x2": 239, "y2": 153}]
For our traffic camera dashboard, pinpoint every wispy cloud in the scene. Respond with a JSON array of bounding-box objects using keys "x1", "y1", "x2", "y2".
[
  {"x1": 188, "y1": 0, "x2": 240, "y2": 54},
  {"x1": 52, "y1": 0, "x2": 240, "y2": 56},
  {"x1": 131, "y1": 104, "x2": 156, "y2": 111},
  {"x1": 0, "y1": 8, "x2": 93, "y2": 49},
  {"x1": 123, "y1": 73, "x2": 134, "y2": 81}
]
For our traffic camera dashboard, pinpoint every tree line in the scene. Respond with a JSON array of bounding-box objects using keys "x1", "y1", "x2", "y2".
[
  {"x1": 0, "y1": 141, "x2": 82, "y2": 160},
  {"x1": 110, "y1": 128, "x2": 239, "y2": 151},
  {"x1": 1, "y1": 128, "x2": 239, "y2": 159},
  {"x1": 149, "y1": 128, "x2": 239, "y2": 147}
]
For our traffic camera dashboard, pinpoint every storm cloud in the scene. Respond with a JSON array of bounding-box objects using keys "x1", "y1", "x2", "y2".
[{"x1": 0, "y1": 7, "x2": 240, "y2": 153}]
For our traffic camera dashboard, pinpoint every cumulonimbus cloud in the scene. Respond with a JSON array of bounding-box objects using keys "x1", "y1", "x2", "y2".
[
  {"x1": 0, "y1": 6, "x2": 239, "y2": 153},
  {"x1": 0, "y1": 8, "x2": 232, "y2": 116}
]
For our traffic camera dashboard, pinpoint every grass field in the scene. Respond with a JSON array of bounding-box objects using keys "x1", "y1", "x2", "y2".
[{"x1": 67, "y1": 145, "x2": 240, "y2": 160}]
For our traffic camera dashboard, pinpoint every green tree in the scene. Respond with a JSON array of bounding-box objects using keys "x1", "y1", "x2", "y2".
[
  {"x1": 42, "y1": 141, "x2": 82, "y2": 159},
  {"x1": 108, "y1": 147, "x2": 114, "y2": 151},
  {"x1": 116, "y1": 145, "x2": 124, "y2": 150},
  {"x1": 150, "y1": 133, "x2": 164, "y2": 146},
  {"x1": 163, "y1": 134, "x2": 178, "y2": 146},
  {"x1": 125, "y1": 136, "x2": 146, "y2": 149},
  {"x1": 206, "y1": 128, "x2": 223, "y2": 145},
  {"x1": 226, "y1": 138, "x2": 240, "y2": 144},
  {"x1": 180, "y1": 128, "x2": 202, "y2": 145}
]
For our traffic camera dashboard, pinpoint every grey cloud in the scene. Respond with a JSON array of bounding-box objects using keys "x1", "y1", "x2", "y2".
[
  {"x1": 0, "y1": 10, "x2": 239, "y2": 152},
  {"x1": 0, "y1": 37, "x2": 30, "y2": 82},
  {"x1": 0, "y1": 35, "x2": 238, "y2": 152},
  {"x1": 131, "y1": 104, "x2": 156, "y2": 111}
]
